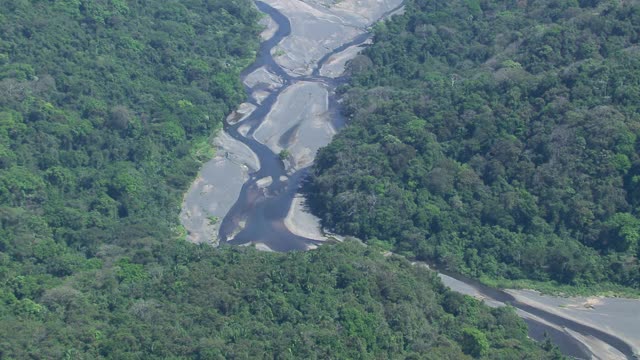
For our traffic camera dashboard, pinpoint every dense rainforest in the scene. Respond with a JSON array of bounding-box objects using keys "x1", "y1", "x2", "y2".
[
  {"x1": 308, "y1": 0, "x2": 640, "y2": 292},
  {"x1": 0, "y1": 0, "x2": 560, "y2": 358},
  {"x1": 0, "y1": 0, "x2": 260, "y2": 271},
  {"x1": 3, "y1": 238, "x2": 563, "y2": 359}
]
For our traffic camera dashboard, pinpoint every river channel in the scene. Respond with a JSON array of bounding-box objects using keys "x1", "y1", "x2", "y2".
[{"x1": 180, "y1": 1, "x2": 639, "y2": 358}]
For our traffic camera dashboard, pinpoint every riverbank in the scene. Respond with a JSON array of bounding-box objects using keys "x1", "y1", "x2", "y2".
[
  {"x1": 402, "y1": 257, "x2": 637, "y2": 359},
  {"x1": 283, "y1": 194, "x2": 326, "y2": 244},
  {"x1": 179, "y1": 131, "x2": 260, "y2": 244},
  {"x1": 431, "y1": 262, "x2": 640, "y2": 359},
  {"x1": 178, "y1": 0, "x2": 639, "y2": 358},
  {"x1": 507, "y1": 289, "x2": 640, "y2": 357},
  {"x1": 181, "y1": 0, "x2": 403, "y2": 247}
]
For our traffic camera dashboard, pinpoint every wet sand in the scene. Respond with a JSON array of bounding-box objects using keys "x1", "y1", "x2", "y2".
[
  {"x1": 507, "y1": 290, "x2": 640, "y2": 357},
  {"x1": 253, "y1": 81, "x2": 334, "y2": 171},
  {"x1": 179, "y1": 132, "x2": 260, "y2": 244}
]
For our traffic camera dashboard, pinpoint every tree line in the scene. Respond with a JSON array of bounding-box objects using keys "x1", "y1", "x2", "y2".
[
  {"x1": 0, "y1": 0, "x2": 561, "y2": 357},
  {"x1": 307, "y1": 0, "x2": 640, "y2": 293}
]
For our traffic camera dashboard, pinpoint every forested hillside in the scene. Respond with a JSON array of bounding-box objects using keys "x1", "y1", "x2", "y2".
[
  {"x1": 0, "y1": 0, "x2": 560, "y2": 357},
  {"x1": 0, "y1": 0, "x2": 259, "y2": 274},
  {"x1": 2, "y1": 240, "x2": 562, "y2": 359},
  {"x1": 308, "y1": 0, "x2": 640, "y2": 291}
]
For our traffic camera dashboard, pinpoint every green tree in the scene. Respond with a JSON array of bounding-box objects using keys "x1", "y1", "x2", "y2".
[{"x1": 461, "y1": 327, "x2": 489, "y2": 358}]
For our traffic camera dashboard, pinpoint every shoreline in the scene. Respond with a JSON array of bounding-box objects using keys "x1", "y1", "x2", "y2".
[
  {"x1": 507, "y1": 289, "x2": 640, "y2": 358},
  {"x1": 177, "y1": 0, "x2": 639, "y2": 358},
  {"x1": 283, "y1": 194, "x2": 326, "y2": 242}
]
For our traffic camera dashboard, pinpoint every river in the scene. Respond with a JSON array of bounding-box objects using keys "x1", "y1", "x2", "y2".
[{"x1": 180, "y1": 1, "x2": 638, "y2": 358}]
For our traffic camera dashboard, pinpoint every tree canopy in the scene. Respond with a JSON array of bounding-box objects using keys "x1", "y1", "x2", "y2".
[
  {"x1": 2, "y1": 238, "x2": 562, "y2": 359},
  {"x1": 0, "y1": 0, "x2": 562, "y2": 357},
  {"x1": 307, "y1": 0, "x2": 640, "y2": 291}
]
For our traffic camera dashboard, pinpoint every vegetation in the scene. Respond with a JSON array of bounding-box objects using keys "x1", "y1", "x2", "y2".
[
  {"x1": 1, "y1": 239, "x2": 561, "y2": 359},
  {"x1": 0, "y1": 0, "x2": 560, "y2": 357},
  {"x1": 0, "y1": 0, "x2": 261, "y2": 272},
  {"x1": 279, "y1": 148, "x2": 291, "y2": 160},
  {"x1": 308, "y1": 0, "x2": 640, "y2": 292}
]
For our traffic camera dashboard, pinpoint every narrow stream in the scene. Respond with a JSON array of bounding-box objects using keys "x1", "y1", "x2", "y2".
[
  {"x1": 219, "y1": 1, "x2": 363, "y2": 251},
  {"x1": 204, "y1": 2, "x2": 635, "y2": 358},
  {"x1": 220, "y1": 1, "x2": 318, "y2": 250}
]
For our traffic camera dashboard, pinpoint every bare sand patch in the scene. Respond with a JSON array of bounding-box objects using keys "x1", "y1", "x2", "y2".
[
  {"x1": 330, "y1": 0, "x2": 405, "y2": 24},
  {"x1": 244, "y1": 66, "x2": 284, "y2": 90},
  {"x1": 259, "y1": 12, "x2": 279, "y2": 41},
  {"x1": 238, "y1": 123, "x2": 252, "y2": 137},
  {"x1": 507, "y1": 289, "x2": 640, "y2": 356},
  {"x1": 564, "y1": 328, "x2": 627, "y2": 360},
  {"x1": 254, "y1": 242, "x2": 276, "y2": 252},
  {"x1": 179, "y1": 131, "x2": 260, "y2": 244},
  {"x1": 284, "y1": 194, "x2": 326, "y2": 241},
  {"x1": 261, "y1": 0, "x2": 402, "y2": 75},
  {"x1": 252, "y1": 89, "x2": 272, "y2": 104},
  {"x1": 437, "y1": 273, "x2": 505, "y2": 308},
  {"x1": 226, "y1": 102, "x2": 257, "y2": 124},
  {"x1": 215, "y1": 131, "x2": 260, "y2": 170},
  {"x1": 319, "y1": 40, "x2": 371, "y2": 77},
  {"x1": 253, "y1": 81, "x2": 334, "y2": 171},
  {"x1": 256, "y1": 176, "x2": 274, "y2": 188}
]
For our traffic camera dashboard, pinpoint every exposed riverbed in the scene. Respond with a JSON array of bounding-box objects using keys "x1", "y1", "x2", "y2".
[
  {"x1": 180, "y1": 1, "x2": 640, "y2": 358},
  {"x1": 432, "y1": 265, "x2": 639, "y2": 359},
  {"x1": 180, "y1": 0, "x2": 404, "y2": 250}
]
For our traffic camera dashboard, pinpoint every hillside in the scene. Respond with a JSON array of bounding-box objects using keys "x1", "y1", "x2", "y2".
[
  {"x1": 0, "y1": 0, "x2": 562, "y2": 358},
  {"x1": 2, "y1": 238, "x2": 562, "y2": 358},
  {"x1": 308, "y1": 0, "x2": 640, "y2": 292},
  {"x1": 0, "y1": 0, "x2": 259, "y2": 267}
]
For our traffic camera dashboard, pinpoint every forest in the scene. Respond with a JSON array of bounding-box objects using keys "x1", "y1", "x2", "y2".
[
  {"x1": 2, "y1": 237, "x2": 562, "y2": 359},
  {"x1": 0, "y1": 0, "x2": 562, "y2": 357},
  {"x1": 308, "y1": 0, "x2": 640, "y2": 292}
]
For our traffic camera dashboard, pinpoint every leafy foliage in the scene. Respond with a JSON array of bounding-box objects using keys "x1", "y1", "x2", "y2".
[
  {"x1": 307, "y1": 0, "x2": 640, "y2": 290},
  {"x1": 0, "y1": 0, "x2": 560, "y2": 357},
  {"x1": 0, "y1": 0, "x2": 259, "y2": 285},
  {"x1": 1, "y1": 240, "x2": 560, "y2": 359}
]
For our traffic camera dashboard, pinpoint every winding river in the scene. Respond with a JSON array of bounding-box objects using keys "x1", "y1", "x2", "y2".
[
  {"x1": 181, "y1": 1, "x2": 638, "y2": 358},
  {"x1": 220, "y1": 1, "x2": 340, "y2": 251}
]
